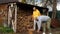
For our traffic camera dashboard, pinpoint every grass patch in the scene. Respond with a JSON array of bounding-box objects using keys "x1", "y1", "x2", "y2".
[{"x1": 0, "y1": 26, "x2": 14, "y2": 33}]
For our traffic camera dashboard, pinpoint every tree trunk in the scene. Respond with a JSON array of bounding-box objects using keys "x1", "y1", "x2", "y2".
[
  {"x1": 51, "y1": 0, "x2": 59, "y2": 28},
  {"x1": 52, "y1": 0, "x2": 57, "y2": 18}
]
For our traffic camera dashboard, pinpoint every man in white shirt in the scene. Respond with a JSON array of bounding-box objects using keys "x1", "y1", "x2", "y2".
[{"x1": 37, "y1": 15, "x2": 52, "y2": 34}]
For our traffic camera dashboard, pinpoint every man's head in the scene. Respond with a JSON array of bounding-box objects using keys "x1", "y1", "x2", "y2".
[{"x1": 33, "y1": 7, "x2": 36, "y2": 11}]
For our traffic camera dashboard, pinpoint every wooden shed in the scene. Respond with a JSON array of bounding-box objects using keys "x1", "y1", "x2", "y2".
[{"x1": 0, "y1": 0, "x2": 60, "y2": 33}]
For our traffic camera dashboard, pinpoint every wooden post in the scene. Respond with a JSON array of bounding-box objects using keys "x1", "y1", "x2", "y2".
[
  {"x1": 8, "y1": 6, "x2": 11, "y2": 27},
  {"x1": 8, "y1": 3, "x2": 17, "y2": 32},
  {"x1": 8, "y1": 3, "x2": 14, "y2": 28},
  {"x1": 14, "y1": 4, "x2": 17, "y2": 32}
]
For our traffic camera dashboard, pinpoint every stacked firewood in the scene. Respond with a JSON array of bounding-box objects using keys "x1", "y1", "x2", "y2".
[{"x1": 17, "y1": 10, "x2": 33, "y2": 33}]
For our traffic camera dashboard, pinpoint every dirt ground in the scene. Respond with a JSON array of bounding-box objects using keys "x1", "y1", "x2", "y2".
[{"x1": 16, "y1": 28, "x2": 60, "y2": 34}]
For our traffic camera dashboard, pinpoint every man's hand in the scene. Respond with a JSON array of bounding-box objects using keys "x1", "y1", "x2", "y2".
[
  {"x1": 35, "y1": 18, "x2": 38, "y2": 21},
  {"x1": 35, "y1": 17, "x2": 38, "y2": 21}
]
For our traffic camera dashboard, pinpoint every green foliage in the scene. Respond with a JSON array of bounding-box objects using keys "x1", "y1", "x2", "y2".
[
  {"x1": 22, "y1": 0, "x2": 26, "y2": 3},
  {"x1": 56, "y1": 11, "x2": 60, "y2": 21},
  {"x1": 0, "y1": 26, "x2": 13, "y2": 33}
]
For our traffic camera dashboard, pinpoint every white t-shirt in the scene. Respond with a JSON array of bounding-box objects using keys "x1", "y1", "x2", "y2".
[{"x1": 37, "y1": 15, "x2": 50, "y2": 21}]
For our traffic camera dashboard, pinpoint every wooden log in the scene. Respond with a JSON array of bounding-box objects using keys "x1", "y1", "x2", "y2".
[{"x1": 17, "y1": 9, "x2": 33, "y2": 33}]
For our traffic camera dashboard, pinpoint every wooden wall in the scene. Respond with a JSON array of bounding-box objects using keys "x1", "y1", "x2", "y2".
[{"x1": 0, "y1": 4, "x2": 8, "y2": 26}]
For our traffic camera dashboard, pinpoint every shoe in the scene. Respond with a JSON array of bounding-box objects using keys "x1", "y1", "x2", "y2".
[
  {"x1": 49, "y1": 33, "x2": 52, "y2": 34},
  {"x1": 42, "y1": 32, "x2": 45, "y2": 34}
]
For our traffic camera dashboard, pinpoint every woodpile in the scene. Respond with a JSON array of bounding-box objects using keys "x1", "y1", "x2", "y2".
[{"x1": 17, "y1": 9, "x2": 33, "y2": 33}]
